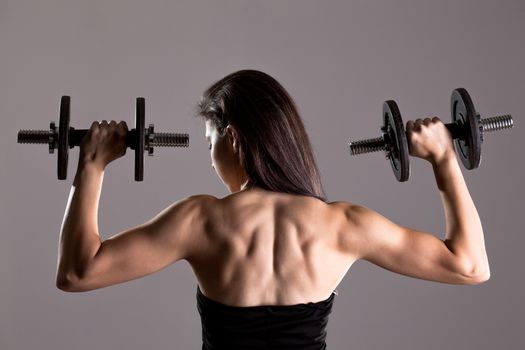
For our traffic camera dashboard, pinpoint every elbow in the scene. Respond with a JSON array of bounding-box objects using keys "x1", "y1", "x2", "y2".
[
  {"x1": 456, "y1": 257, "x2": 490, "y2": 285},
  {"x1": 56, "y1": 274, "x2": 75, "y2": 292},
  {"x1": 467, "y1": 269, "x2": 491, "y2": 285},
  {"x1": 461, "y1": 264, "x2": 491, "y2": 285},
  {"x1": 56, "y1": 258, "x2": 96, "y2": 292},
  {"x1": 55, "y1": 271, "x2": 88, "y2": 292},
  {"x1": 56, "y1": 273, "x2": 79, "y2": 292}
]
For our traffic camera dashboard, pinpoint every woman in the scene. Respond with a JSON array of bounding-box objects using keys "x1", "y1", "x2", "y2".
[{"x1": 56, "y1": 70, "x2": 490, "y2": 349}]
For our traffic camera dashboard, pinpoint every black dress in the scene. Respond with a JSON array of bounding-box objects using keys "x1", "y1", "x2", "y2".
[{"x1": 196, "y1": 286, "x2": 336, "y2": 350}]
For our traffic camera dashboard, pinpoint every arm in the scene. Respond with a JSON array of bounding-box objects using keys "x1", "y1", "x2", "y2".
[
  {"x1": 338, "y1": 118, "x2": 490, "y2": 285},
  {"x1": 433, "y1": 153, "x2": 489, "y2": 279},
  {"x1": 56, "y1": 120, "x2": 212, "y2": 292},
  {"x1": 56, "y1": 161, "x2": 212, "y2": 292},
  {"x1": 55, "y1": 161, "x2": 104, "y2": 290}
]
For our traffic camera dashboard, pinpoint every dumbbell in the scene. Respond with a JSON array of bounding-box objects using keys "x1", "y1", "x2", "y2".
[
  {"x1": 348, "y1": 88, "x2": 514, "y2": 181},
  {"x1": 17, "y1": 96, "x2": 189, "y2": 181}
]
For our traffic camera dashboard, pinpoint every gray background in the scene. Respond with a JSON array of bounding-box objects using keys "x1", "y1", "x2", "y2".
[{"x1": 1, "y1": 0, "x2": 523, "y2": 349}]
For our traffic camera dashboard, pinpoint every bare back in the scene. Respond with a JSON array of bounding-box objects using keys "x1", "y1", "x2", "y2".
[{"x1": 187, "y1": 188, "x2": 354, "y2": 307}]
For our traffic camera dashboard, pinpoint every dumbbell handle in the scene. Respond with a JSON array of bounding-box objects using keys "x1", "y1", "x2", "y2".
[
  {"x1": 17, "y1": 127, "x2": 189, "y2": 149},
  {"x1": 349, "y1": 114, "x2": 513, "y2": 155}
]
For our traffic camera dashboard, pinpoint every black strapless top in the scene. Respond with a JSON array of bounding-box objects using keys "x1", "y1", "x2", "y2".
[{"x1": 196, "y1": 286, "x2": 336, "y2": 350}]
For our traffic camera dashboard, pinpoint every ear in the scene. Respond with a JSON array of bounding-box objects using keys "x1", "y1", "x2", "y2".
[{"x1": 225, "y1": 125, "x2": 240, "y2": 153}]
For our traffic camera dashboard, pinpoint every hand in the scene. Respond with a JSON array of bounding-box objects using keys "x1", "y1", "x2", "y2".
[
  {"x1": 406, "y1": 117, "x2": 456, "y2": 165},
  {"x1": 79, "y1": 120, "x2": 129, "y2": 170}
]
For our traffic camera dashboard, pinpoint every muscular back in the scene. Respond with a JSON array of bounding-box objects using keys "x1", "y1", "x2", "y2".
[{"x1": 187, "y1": 188, "x2": 355, "y2": 307}]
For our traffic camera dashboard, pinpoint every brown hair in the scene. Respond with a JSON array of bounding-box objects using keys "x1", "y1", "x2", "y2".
[{"x1": 195, "y1": 70, "x2": 326, "y2": 202}]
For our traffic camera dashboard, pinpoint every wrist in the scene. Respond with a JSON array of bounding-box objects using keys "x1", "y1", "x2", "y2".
[
  {"x1": 74, "y1": 159, "x2": 104, "y2": 185},
  {"x1": 77, "y1": 155, "x2": 105, "y2": 172},
  {"x1": 430, "y1": 150, "x2": 457, "y2": 168},
  {"x1": 431, "y1": 152, "x2": 463, "y2": 191}
]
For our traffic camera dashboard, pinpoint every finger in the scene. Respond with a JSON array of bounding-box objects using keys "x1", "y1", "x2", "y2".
[
  {"x1": 423, "y1": 118, "x2": 432, "y2": 125},
  {"x1": 412, "y1": 119, "x2": 423, "y2": 131},
  {"x1": 118, "y1": 120, "x2": 128, "y2": 130},
  {"x1": 406, "y1": 120, "x2": 415, "y2": 132},
  {"x1": 406, "y1": 132, "x2": 416, "y2": 155},
  {"x1": 100, "y1": 120, "x2": 108, "y2": 126},
  {"x1": 432, "y1": 116, "x2": 441, "y2": 124},
  {"x1": 109, "y1": 120, "x2": 120, "y2": 132},
  {"x1": 116, "y1": 121, "x2": 128, "y2": 136}
]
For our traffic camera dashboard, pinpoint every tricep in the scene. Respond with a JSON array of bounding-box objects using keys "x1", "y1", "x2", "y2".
[{"x1": 336, "y1": 202, "x2": 489, "y2": 285}]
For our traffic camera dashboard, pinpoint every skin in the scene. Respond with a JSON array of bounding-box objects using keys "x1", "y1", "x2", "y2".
[{"x1": 56, "y1": 117, "x2": 490, "y2": 307}]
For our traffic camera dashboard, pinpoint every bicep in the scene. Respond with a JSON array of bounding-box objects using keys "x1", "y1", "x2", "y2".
[
  {"x1": 342, "y1": 204, "x2": 475, "y2": 285},
  {"x1": 69, "y1": 195, "x2": 211, "y2": 292}
]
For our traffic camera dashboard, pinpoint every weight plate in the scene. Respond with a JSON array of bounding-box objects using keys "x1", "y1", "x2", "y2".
[
  {"x1": 58, "y1": 96, "x2": 71, "y2": 180},
  {"x1": 451, "y1": 88, "x2": 481, "y2": 169},
  {"x1": 135, "y1": 97, "x2": 145, "y2": 181},
  {"x1": 383, "y1": 100, "x2": 410, "y2": 182}
]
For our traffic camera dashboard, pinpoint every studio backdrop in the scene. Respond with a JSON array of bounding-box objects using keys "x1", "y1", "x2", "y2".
[{"x1": 1, "y1": 1, "x2": 524, "y2": 349}]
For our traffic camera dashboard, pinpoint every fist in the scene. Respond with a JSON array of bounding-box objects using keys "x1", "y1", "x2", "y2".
[
  {"x1": 79, "y1": 120, "x2": 129, "y2": 169},
  {"x1": 405, "y1": 117, "x2": 455, "y2": 164}
]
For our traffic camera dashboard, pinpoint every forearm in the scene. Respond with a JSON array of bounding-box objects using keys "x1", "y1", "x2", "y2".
[
  {"x1": 57, "y1": 161, "x2": 104, "y2": 283},
  {"x1": 432, "y1": 154, "x2": 490, "y2": 277}
]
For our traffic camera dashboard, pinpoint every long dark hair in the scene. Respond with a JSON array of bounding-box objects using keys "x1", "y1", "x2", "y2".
[{"x1": 195, "y1": 70, "x2": 326, "y2": 202}]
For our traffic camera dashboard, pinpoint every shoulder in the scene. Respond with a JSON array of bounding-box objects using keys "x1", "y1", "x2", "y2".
[
  {"x1": 327, "y1": 201, "x2": 383, "y2": 255},
  {"x1": 169, "y1": 194, "x2": 219, "y2": 213},
  {"x1": 328, "y1": 200, "x2": 381, "y2": 227},
  {"x1": 328, "y1": 201, "x2": 415, "y2": 260},
  {"x1": 160, "y1": 194, "x2": 220, "y2": 231},
  {"x1": 162, "y1": 194, "x2": 220, "y2": 261}
]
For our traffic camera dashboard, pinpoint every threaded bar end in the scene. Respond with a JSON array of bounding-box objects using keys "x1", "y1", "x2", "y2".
[
  {"x1": 481, "y1": 115, "x2": 513, "y2": 132},
  {"x1": 349, "y1": 137, "x2": 386, "y2": 155},
  {"x1": 151, "y1": 133, "x2": 189, "y2": 147},
  {"x1": 18, "y1": 130, "x2": 50, "y2": 144}
]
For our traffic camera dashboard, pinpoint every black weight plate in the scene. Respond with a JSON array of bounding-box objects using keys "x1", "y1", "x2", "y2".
[
  {"x1": 58, "y1": 96, "x2": 71, "y2": 180},
  {"x1": 135, "y1": 97, "x2": 145, "y2": 181},
  {"x1": 451, "y1": 88, "x2": 481, "y2": 169},
  {"x1": 383, "y1": 100, "x2": 410, "y2": 182}
]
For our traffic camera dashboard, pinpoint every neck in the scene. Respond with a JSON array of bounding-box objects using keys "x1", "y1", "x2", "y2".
[{"x1": 240, "y1": 177, "x2": 265, "y2": 192}]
